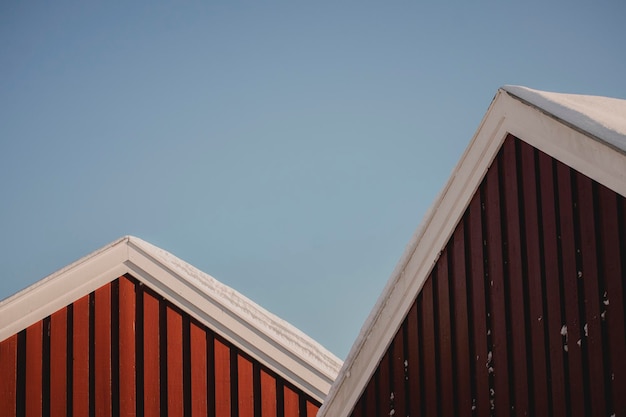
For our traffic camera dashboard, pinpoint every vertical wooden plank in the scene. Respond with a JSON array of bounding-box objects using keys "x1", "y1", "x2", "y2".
[
  {"x1": 190, "y1": 322, "x2": 207, "y2": 417},
  {"x1": 305, "y1": 401, "x2": 318, "y2": 417},
  {"x1": 253, "y1": 364, "x2": 261, "y2": 417},
  {"x1": 0, "y1": 334, "x2": 18, "y2": 416},
  {"x1": 143, "y1": 290, "x2": 161, "y2": 416},
  {"x1": 206, "y1": 333, "x2": 216, "y2": 417},
  {"x1": 350, "y1": 396, "x2": 362, "y2": 417},
  {"x1": 50, "y1": 308, "x2": 67, "y2": 417},
  {"x1": 260, "y1": 369, "x2": 276, "y2": 417},
  {"x1": 26, "y1": 320, "x2": 43, "y2": 417},
  {"x1": 420, "y1": 278, "x2": 438, "y2": 417},
  {"x1": 556, "y1": 161, "x2": 585, "y2": 417},
  {"x1": 118, "y1": 277, "x2": 136, "y2": 416},
  {"x1": 363, "y1": 378, "x2": 376, "y2": 416},
  {"x1": 406, "y1": 302, "x2": 421, "y2": 417},
  {"x1": 467, "y1": 194, "x2": 490, "y2": 415},
  {"x1": 391, "y1": 328, "x2": 406, "y2": 417},
  {"x1": 501, "y1": 138, "x2": 530, "y2": 415},
  {"x1": 214, "y1": 338, "x2": 231, "y2": 417},
  {"x1": 73, "y1": 295, "x2": 90, "y2": 417},
  {"x1": 520, "y1": 143, "x2": 549, "y2": 414},
  {"x1": 238, "y1": 355, "x2": 254, "y2": 417},
  {"x1": 95, "y1": 284, "x2": 112, "y2": 417},
  {"x1": 436, "y1": 249, "x2": 455, "y2": 417},
  {"x1": 576, "y1": 173, "x2": 606, "y2": 416},
  {"x1": 484, "y1": 157, "x2": 511, "y2": 416},
  {"x1": 167, "y1": 306, "x2": 184, "y2": 417},
  {"x1": 538, "y1": 152, "x2": 567, "y2": 415},
  {"x1": 376, "y1": 351, "x2": 391, "y2": 417},
  {"x1": 283, "y1": 386, "x2": 299, "y2": 417},
  {"x1": 598, "y1": 185, "x2": 626, "y2": 416},
  {"x1": 451, "y1": 222, "x2": 472, "y2": 416}
]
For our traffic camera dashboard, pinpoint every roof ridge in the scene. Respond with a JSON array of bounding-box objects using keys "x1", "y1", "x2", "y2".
[
  {"x1": 0, "y1": 236, "x2": 342, "y2": 401},
  {"x1": 127, "y1": 236, "x2": 342, "y2": 380}
]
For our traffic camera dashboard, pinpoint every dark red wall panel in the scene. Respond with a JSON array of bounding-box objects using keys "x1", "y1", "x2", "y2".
[
  {"x1": 95, "y1": 284, "x2": 112, "y2": 417},
  {"x1": 349, "y1": 135, "x2": 626, "y2": 416},
  {"x1": 261, "y1": 369, "x2": 277, "y2": 417},
  {"x1": 0, "y1": 334, "x2": 17, "y2": 415},
  {"x1": 238, "y1": 354, "x2": 254, "y2": 416},
  {"x1": 214, "y1": 337, "x2": 231, "y2": 417},
  {"x1": 283, "y1": 385, "x2": 299, "y2": 417},
  {"x1": 166, "y1": 305, "x2": 184, "y2": 417},
  {"x1": 0, "y1": 275, "x2": 320, "y2": 416},
  {"x1": 142, "y1": 287, "x2": 161, "y2": 416},
  {"x1": 118, "y1": 276, "x2": 136, "y2": 416},
  {"x1": 190, "y1": 321, "x2": 207, "y2": 417},
  {"x1": 26, "y1": 320, "x2": 43, "y2": 417},
  {"x1": 73, "y1": 294, "x2": 90, "y2": 416},
  {"x1": 50, "y1": 309, "x2": 67, "y2": 417}
]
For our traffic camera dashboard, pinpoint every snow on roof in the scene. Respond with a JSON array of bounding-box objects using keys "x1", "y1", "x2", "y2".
[
  {"x1": 503, "y1": 85, "x2": 626, "y2": 153},
  {"x1": 0, "y1": 236, "x2": 341, "y2": 401},
  {"x1": 128, "y1": 236, "x2": 342, "y2": 382}
]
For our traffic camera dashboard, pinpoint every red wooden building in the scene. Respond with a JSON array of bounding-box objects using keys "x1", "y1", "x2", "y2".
[
  {"x1": 0, "y1": 236, "x2": 342, "y2": 417},
  {"x1": 319, "y1": 86, "x2": 626, "y2": 417}
]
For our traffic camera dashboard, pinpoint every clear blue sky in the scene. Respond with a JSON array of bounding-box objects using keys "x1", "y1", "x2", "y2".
[{"x1": 1, "y1": 2, "x2": 625, "y2": 359}]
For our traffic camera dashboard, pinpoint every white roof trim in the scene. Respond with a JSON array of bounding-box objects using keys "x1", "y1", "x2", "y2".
[
  {"x1": 318, "y1": 87, "x2": 626, "y2": 416},
  {"x1": 0, "y1": 236, "x2": 342, "y2": 402}
]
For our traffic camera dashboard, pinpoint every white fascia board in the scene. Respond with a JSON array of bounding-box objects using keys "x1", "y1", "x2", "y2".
[
  {"x1": 125, "y1": 241, "x2": 335, "y2": 402},
  {"x1": 501, "y1": 91, "x2": 626, "y2": 198},
  {"x1": 0, "y1": 237, "x2": 129, "y2": 342},
  {"x1": 319, "y1": 88, "x2": 626, "y2": 417}
]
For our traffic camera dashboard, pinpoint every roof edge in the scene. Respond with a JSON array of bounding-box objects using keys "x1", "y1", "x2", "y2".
[
  {"x1": 126, "y1": 237, "x2": 342, "y2": 384},
  {"x1": 0, "y1": 236, "x2": 130, "y2": 307},
  {"x1": 0, "y1": 235, "x2": 341, "y2": 402},
  {"x1": 319, "y1": 88, "x2": 511, "y2": 416},
  {"x1": 319, "y1": 86, "x2": 626, "y2": 416}
]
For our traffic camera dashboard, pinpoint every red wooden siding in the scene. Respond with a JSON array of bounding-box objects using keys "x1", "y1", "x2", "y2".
[
  {"x1": 73, "y1": 294, "x2": 90, "y2": 416},
  {"x1": 50, "y1": 308, "x2": 68, "y2": 417},
  {"x1": 0, "y1": 274, "x2": 321, "y2": 416},
  {"x1": 349, "y1": 135, "x2": 626, "y2": 417},
  {"x1": 0, "y1": 334, "x2": 17, "y2": 415}
]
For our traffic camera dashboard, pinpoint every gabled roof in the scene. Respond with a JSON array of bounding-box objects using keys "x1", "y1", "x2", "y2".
[
  {"x1": 319, "y1": 86, "x2": 626, "y2": 416},
  {"x1": 0, "y1": 236, "x2": 342, "y2": 402}
]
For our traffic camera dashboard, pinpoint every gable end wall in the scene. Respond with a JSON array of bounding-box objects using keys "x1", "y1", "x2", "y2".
[
  {"x1": 0, "y1": 274, "x2": 320, "y2": 417},
  {"x1": 348, "y1": 135, "x2": 626, "y2": 417}
]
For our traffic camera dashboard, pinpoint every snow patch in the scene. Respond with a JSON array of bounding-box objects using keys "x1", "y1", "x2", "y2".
[
  {"x1": 503, "y1": 86, "x2": 626, "y2": 154},
  {"x1": 128, "y1": 237, "x2": 342, "y2": 380}
]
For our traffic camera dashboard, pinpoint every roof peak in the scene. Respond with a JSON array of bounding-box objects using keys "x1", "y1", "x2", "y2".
[
  {"x1": 0, "y1": 236, "x2": 341, "y2": 401},
  {"x1": 319, "y1": 86, "x2": 626, "y2": 416},
  {"x1": 502, "y1": 85, "x2": 626, "y2": 153}
]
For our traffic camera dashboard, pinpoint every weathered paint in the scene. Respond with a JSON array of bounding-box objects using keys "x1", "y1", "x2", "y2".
[
  {"x1": 348, "y1": 135, "x2": 626, "y2": 416},
  {"x1": 0, "y1": 274, "x2": 320, "y2": 417}
]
